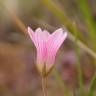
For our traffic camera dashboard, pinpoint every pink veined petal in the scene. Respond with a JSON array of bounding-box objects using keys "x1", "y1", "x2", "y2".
[
  {"x1": 34, "y1": 28, "x2": 43, "y2": 49},
  {"x1": 27, "y1": 27, "x2": 40, "y2": 49},
  {"x1": 27, "y1": 27, "x2": 44, "y2": 65},
  {"x1": 42, "y1": 30, "x2": 50, "y2": 40},
  {"x1": 27, "y1": 27, "x2": 46, "y2": 73},
  {"x1": 35, "y1": 28, "x2": 43, "y2": 37},
  {"x1": 46, "y1": 28, "x2": 63, "y2": 56},
  {"x1": 35, "y1": 28, "x2": 50, "y2": 41},
  {"x1": 33, "y1": 28, "x2": 45, "y2": 72},
  {"x1": 35, "y1": 28, "x2": 47, "y2": 60},
  {"x1": 35, "y1": 28, "x2": 50, "y2": 40},
  {"x1": 28, "y1": 27, "x2": 44, "y2": 61},
  {"x1": 27, "y1": 27, "x2": 35, "y2": 42},
  {"x1": 27, "y1": 27, "x2": 67, "y2": 74},
  {"x1": 47, "y1": 28, "x2": 67, "y2": 53},
  {"x1": 46, "y1": 28, "x2": 67, "y2": 71},
  {"x1": 35, "y1": 28, "x2": 50, "y2": 68}
]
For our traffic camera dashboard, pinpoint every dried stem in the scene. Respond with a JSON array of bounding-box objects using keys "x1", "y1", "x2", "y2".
[{"x1": 42, "y1": 77, "x2": 47, "y2": 96}]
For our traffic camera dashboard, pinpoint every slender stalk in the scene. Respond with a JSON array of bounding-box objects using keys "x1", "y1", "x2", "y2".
[
  {"x1": 76, "y1": 58, "x2": 83, "y2": 96},
  {"x1": 88, "y1": 60, "x2": 96, "y2": 96},
  {"x1": 73, "y1": 23, "x2": 83, "y2": 96},
  {"x1": 74, "y1": 43, "x2": 83, "y2": 96},
  {"x1": 53, "y1": 68, "x2": 69, "y2": 96},
  {"x1": 88, "y1": 73, "x2": 96, "y2": 96},
  {"x1": 77, "y1": 0, "x2": 96, "y2": 45},
  {"x1": 42, "y1": 77, "x2": 47, "y2": 96}
]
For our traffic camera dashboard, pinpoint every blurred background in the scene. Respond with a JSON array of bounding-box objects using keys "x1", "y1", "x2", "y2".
[{"x1": 0, "y1": 0, "x2": 96, "y2": 96}]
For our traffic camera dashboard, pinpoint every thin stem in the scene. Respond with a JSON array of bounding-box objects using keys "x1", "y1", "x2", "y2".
[
  {"x1": 77, "y1": 59, "x2": 83, "y2": 96},
  {"x1": 88, "y1": 73, "x2": 96, "y2": 96},
  {"x1": 73, "y1": 23, "x2": 83, "y2": 96},
  {"x1": 53, "y1": 68, "x2": 69, "y2": 96},
  {"x1": 88, "y1": 60, "x2": 96, "y2": 96},
  {"x1": 42, "y1": 77, "x2": 47, "y2": 96},
  {"x1": 67, "y1": 32, "x2": 96, "y2": 59}
]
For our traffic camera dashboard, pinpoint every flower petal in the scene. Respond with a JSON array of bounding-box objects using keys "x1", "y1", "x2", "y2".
[
  {"x1": 46, "y1": 28, "x2": 67, "y2": 71},
  {"x1": 27, "y1": 27, "x2": 46, "y2": 73},
  {"x1": 42, "y1": 30, "x2": 50, "y2": 40},
  {"x1": 35, "y1": 28, "x2": 42, "y2": 36},
  {"x1": 27, "y1": 27, "x2": 67, "y2": 75},
  {"x1": 27, "y1": 26, "x2": 35, "y2": 41},
  {"x1": 35, "y1": 28, "x2": 50, "y2": 41},
  {"x1": 27, "y1": 27, "x2": 39, "y2": 48}
]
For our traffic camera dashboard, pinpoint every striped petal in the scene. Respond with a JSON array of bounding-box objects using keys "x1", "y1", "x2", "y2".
[
  {"x1": 27, "y1": 26, "x2": 35, "y2": 42},
  {"x1": 28, "y1": 27, "x2": 46, "y2": 73},
  {"x1": 27, "y1": 27, "x2": 67, "y2": 76},
  {"x1": 46, "y1": 28, "x2": 67, "y2": 71}
]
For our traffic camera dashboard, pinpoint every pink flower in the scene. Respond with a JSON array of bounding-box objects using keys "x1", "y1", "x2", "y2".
[{"x1": 27, "y1": 27, "x2": 67, "y2": 77}]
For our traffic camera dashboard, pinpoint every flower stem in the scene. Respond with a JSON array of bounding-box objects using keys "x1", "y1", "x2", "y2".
[{"x1": 42, "y1": 77, "x2": 47, "y2": 96}]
